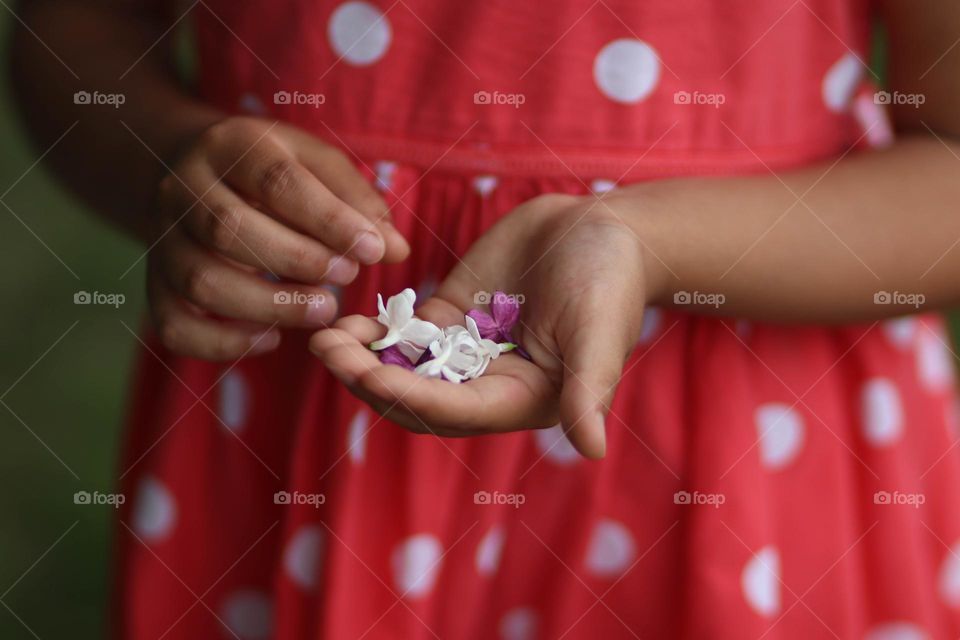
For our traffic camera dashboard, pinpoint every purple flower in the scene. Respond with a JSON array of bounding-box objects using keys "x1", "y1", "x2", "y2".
[
  {"x1": 378, "y1": 344, "x2": 416, "y2": 370},
  {"x1": 467, "y1": 291, "x2": 520, "y2": 343}
]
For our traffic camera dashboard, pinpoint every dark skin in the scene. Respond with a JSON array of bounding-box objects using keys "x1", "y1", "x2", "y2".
[{"x1": 12, "y1": 0, "x2": 960, "y2": 458}]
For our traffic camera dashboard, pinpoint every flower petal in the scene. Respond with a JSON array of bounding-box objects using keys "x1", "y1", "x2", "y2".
[
  {"x1": 379, "y1": 345, "x2": 416, "y2": 370},
  {"x1": 466, "y1": 309, "x2": 500, "y2": 341},
  {"x1": 402, "y1": 318, "x2": 442, "y2": 347},
  {"x1": 384, "y1": 288, "x2": 416, "y2": 325},
  {"x1": 491, "y1": 291, "x2": 520, "y2": 332}
]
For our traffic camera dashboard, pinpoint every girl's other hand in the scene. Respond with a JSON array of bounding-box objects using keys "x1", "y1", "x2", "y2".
[
  {"x1": 147, "y1": 116, "x2": 410, "y2": 361},
  {"x1": 310, "y1": 193, "x2": 656, "y2": 459}
]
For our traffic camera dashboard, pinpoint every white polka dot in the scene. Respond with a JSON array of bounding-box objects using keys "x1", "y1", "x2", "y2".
[
  {"x1": 221, "y1": 590, "x2": 273, "y2": 640},
  {"x1": 374, "y1": 160, "x2": 397, "y2": 191},
  {"x1": 741, "y1": 546, "x2": 780, "y2": 617},
  {"x1": 884, "y1": 317, "x2": 918, "y2": 349},
  {"x1": 475, "y1": 525, "x2": 506, "y2": 576},
  {"x1": 754, "y1": 403, "x2": 804, "y2": 469},
  {"x1": 328, "y1": 1, "x2": 392, "y2": 66},
  {"x1": 861, "y1": 378, "x2": 904, "y2": 446},
  {"x1": 347, "y1": 410, "x2": 369, "y2": 463},
  {"x1": 865, "y1": 622, "x2": 931, "y2": 640},
  {"x1": 238, "y1": 93, "x2": 266, "y2": 115},
  {"x1": 916, "y1": 330, "x2": 955, "y2": 393},
  {"x1": 533, "y1": 424, "x2": 580, "y2": 465},
  {"x1": 283, "y1": 525, "x2": 323, "y2": 589},
  {"x1": 590, "y1": 179, "x2": 616, "y2": 194},
  {"x1": 637, "y1": 307, "x2": 662, "y2": 346},
  {"x1": 392, "y1": 534, "x2": 443, "y2": 598},
  {"x1": 939, "y1": 541, "x2": 960, "y2": 606},
  {"x1": 472, "y1": 175, "x2": 499, "y2": 197},
  {"x1": 823, "y1": 52, "x2": 864, "y2": 113},
  {"x1": 593, "y1": 38, "x2": 661, "y2": 104},
  {"x1": 132, "y1": 476, "x2": 176, "y2": 542},
  {"x1": 500, "y1": 607, "x2": 538, "y2": 640},
  {"x1": 585, "y1": 518, "x2": 636, "y2": 577},
  {"x1": 219, "y1": 370, "x2": 250, "y2": 432}
]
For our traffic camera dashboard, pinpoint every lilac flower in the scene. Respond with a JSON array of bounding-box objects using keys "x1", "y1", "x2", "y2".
[
  {"x1": 466, "y1": 291, "x2": 520, "y2": 343},
  {"x1": 378, "y1": 344, "x2": 415, "y2": 370}
]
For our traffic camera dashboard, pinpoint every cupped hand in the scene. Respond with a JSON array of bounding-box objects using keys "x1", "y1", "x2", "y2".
[
  {"x1": 147, "y1": 116, "x2": 409, "y2": 360},
  {"x1": 310, "y1": 193, "x2": 655, "y2": 458}
]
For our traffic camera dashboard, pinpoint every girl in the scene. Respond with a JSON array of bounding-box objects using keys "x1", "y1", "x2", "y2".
[{"x1": 13, "y1": 0, "x2": 960, "y2": 637}]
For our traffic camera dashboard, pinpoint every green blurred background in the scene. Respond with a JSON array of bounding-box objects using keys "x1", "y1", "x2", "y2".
[
  {"x1": 0, "y1": 11, "x2": 146, "y2": 640},
  {"x1": 0, "y1": 9, "x2": 956, "y2": 640}
]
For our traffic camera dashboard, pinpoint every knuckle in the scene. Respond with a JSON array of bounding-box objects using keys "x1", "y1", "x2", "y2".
[
  {"x1": 203, "y1": 116, "x2": 261, "y2": 145},
  {"x1": 258, "y1": 159, "x2": 298, "y2": 200},
  {"x1": 205, "y1": 204, "x2": 244, "y2": 253},
  {"x1": 183, "y1": 264, "x2": 216, "y2": 305},
  {"x1": 209, "y1": 333, "x2": 243, "y2": 361},
  {"x1": 284, "y1": 243, "x2": 317, "y2": 276}
]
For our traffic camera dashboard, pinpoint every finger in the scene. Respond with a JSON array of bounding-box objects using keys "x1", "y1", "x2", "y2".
[
  {"x1": 159, "y1": 228, "x2": 338, "y2": 327},
  {"x1": 148, "y1": 266, "x2": 281, "y2": 361},
  {"x1": 171, "y1": 170, "x2": 360, "y2": 286},
  {"x1": 293, "y1": 140, "x2": 410, "y2": 263},
  {"x1": 558, "y1": 323, "x2": 627, "y2": 460},
  {"x1": 214, "y1": 133, "x2": 387, "y2": 264}
]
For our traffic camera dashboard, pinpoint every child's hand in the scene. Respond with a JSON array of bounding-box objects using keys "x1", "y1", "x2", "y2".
[
  {"x1": 147, "y1": 117, "x2": 409, "y2": 360},
  {"x1": 310, "y1": 193, "x2": 655, "y2": 458}
]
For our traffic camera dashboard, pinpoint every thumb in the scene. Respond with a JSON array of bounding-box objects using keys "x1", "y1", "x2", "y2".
[{"x1": 559, "y1": 323, "x2": 627, "y2": 460}]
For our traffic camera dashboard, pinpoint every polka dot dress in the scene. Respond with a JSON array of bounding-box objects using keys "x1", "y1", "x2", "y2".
[{"x1": 115, "y1": 1, "x2": 960, "y2": 638}]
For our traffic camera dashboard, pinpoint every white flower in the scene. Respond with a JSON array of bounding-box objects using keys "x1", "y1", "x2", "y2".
[
  {"x1": 414, "y1": 318, "x2": 513, "y2": 383},
  {"x1": 415, "y1": 326, "x2": 479, "y2": 383},
  {"x1": 369, "y1": 288, "x2": 441, "y2": 360},
  {"x1": 461, "y1": 316, "x2": 510, "y2": 379}
]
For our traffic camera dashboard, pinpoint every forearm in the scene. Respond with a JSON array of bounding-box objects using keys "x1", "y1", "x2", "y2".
[
  {"x1": 618, "y1": 135, "x2": 960, "y2": 323},
  {"x1": 10, "y1": 0, "x2": 222, "y2": 241}
]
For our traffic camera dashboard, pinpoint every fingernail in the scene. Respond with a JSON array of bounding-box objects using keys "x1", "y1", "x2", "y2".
[
  {"x1": 352, "y1": 231, "x2": 385, "y2": 264},
  {"x1": 325, "y1": 255, "x2": 358, "y2": 285},
  {"x1": 250, "y1": 330, "x2": 281, "y2": 354},
  {"x1": 304, "y1": 297, "x2": 333, "y2": 326}
]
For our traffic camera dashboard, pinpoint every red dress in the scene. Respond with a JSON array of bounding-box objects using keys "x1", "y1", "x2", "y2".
[{"x1": 115, "y1": 1, "x2": 960, "y2": 638}]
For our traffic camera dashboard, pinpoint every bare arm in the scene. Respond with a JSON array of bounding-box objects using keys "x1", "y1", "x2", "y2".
[
  {"x1": 624, "y1": 0, "x2": 960, "y2": 322},
  {"x1": 10, "y1": 0, "x2": 220, "y2": 241}
]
